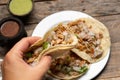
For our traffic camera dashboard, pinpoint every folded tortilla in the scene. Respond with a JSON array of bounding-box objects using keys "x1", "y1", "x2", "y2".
[
  {"x1": 67, "y1": 18, "x2": 111, "y2": 63},
  {"x1": 24, "y1": 23, "x2": 78, "y2": 64},
  {"x1": 46, "y1": 50, "x2": 89, "y2": 80}
]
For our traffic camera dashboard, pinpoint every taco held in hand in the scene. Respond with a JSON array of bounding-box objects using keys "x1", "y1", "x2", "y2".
[{"x1": 24, "y1": 23, "x2": 78, "y2": 64}]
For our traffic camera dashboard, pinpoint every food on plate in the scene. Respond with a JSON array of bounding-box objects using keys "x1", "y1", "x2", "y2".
[
  {"x1": 67, "y1": 18, "x2": 110, "y2": 63},
  {"x1": 24, "y1": 23, "x2": 78, "y2": 64},
  {"x1": 48, "y1": 50, "x2": 89, "y2": 79},
  {"x1": 24, "y1": 17, "x2": 110, "y2": 79}
]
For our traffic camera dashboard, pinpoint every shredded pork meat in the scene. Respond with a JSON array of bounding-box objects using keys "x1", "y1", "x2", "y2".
[
  {"x1": 24, "y1": 23, "x2": 74, "y2": 64},
  {"x1": 67, "y1": 20, "x2": 103, "y2": 58},
  {"x1": 50, "y1": 51, "x2": 88, "y2": 77},
  {"x1": 47, "y1": 24, "x2": 73, "y2": 46}
]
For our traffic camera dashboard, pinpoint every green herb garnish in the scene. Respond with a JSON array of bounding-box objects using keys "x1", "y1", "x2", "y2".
[
  {"x1": 25, "y1": 52, "x2": 32, "y2": 58},
  {"x1": 79, "y1": 66, "x2": 88, "y2": 73},
  {"x1": 75, "y1": 34, "x2": 79, "y2": 38},
  {"x1": 66, "y1": 67, "x2": 72, "y2": 75},
  {"x1": 42, "y1": 42, "x2": 49, "y2": 50}
]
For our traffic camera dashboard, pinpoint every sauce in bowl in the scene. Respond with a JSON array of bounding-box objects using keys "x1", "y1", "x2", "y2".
[
  {"x1": 8, "y1": 0, "x2": 33, "y2": 16},
  {"x1": 0, "y1": 17, "x2": 27, "y2": 47},
  {"x1": 0, "y1": 21, "x2": 19, "y2": 38}
]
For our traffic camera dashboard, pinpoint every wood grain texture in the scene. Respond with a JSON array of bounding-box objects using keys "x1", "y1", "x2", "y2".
[
  {"x1": 0, "y1": 0, "x2": 120, "y2": 80},
  {"x1": 95, "y1": 42, "x2": 120, "y2": 79},
  {"x1": 0, "y1": 0, "x2": 56, "y2": 5},
  {"x1": 0, "y1": 0, "x2": 120, "y2": 23}
]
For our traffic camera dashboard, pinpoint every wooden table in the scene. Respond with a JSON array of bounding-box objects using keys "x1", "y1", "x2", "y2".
[{"x1": 0, "y1": 0, "x2": 120, "y2": 80}]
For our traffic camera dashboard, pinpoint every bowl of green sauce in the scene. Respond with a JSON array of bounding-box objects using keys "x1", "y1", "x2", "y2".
[{"x1": 8, "y1": 0, "x2": 33, "y2": 16}]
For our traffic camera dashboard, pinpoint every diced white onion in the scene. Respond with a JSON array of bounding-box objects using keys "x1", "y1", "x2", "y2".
[
  {"x1": 88, "y1": 31, "x2": 95, "y2": 36},
  {"x1": 79, "y1": 31, "x2": 86, "y2": 38},
  {"x1": 72, "y1": 66, "x2": 81, "y2": 71},
  {"x1": 63, "y1": 31, "x2": 68, "y2": 36},
  {"x1": 34, "y1": 47, "x2": 43, "y2": 54}
]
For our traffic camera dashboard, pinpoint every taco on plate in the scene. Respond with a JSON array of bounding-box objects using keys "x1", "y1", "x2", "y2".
[
  {"x1": 45, "y1": 50, "x2": 89, "y2": 80},
  {"x1": 67, "y1": 18, "x2": 111, "y2": 63}
]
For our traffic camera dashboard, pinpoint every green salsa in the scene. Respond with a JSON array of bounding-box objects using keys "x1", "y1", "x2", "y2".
[{"x1": 9, "y1": 0, "x2": 33, "y2": 16}]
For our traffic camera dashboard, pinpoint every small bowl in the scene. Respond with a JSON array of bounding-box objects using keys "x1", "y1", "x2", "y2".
[
  {"x1": 0, "y1": 17, "x2": 27, "y2": 47},
  {"x1": 8, "y1": 0, "x2": 34, "y2": 17}
]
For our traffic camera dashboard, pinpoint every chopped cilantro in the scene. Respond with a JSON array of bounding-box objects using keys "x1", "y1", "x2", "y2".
[
  {"x1": 79, "y1": 66, "x2": 88, "y2": 73},
  {"x1": 25, "y1": 52, "x2": 32, "y2": 58},
  {"x1": 42, "y1": 42, "x2": 49, "y2": 50}
]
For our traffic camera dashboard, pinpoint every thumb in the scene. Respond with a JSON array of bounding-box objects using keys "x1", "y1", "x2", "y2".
[{"x1": 34, "y1": 56, "x2": 52, "y2": 77}]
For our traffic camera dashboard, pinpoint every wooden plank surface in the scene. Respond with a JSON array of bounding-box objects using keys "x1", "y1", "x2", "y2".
[
  {"x1": 0, "y1": 0, "x2": 120, "y2": 80},
  {"x1": 0, "y1": 0, "x2": 120, "y2": 23}
]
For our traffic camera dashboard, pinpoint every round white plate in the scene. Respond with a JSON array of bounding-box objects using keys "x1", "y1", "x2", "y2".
[{"x1": 32, "y1": 10, "x2": 110, "y2": 80}]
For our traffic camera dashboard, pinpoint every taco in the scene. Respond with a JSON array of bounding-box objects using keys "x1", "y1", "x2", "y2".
[
  {"x1": 47, "y1": 50, "x2": 89, "y2": 79},
  {"x1": 67, "y1": 18, "x2": 111, "y2": 63},
  {"x1": 24, "y1": 23, "x2": 78, "y2": 64}
]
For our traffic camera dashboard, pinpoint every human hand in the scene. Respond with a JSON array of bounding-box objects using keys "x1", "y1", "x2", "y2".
[{"x1": 1, "y1": 37, "x2": 52, "y2": 80}]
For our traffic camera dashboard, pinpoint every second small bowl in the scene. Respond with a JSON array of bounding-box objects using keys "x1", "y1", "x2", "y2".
[{"x1": 8, "y1": 0, "x2": 34, "y2": 17}]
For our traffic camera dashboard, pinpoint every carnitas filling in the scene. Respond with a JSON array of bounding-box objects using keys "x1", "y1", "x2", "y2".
[
  {"x1": 24, "y1": 24, "x2": 74, "y2": 63},
  {"x1": 47, "y1": 24, "x2": 73, "y2": 46},
  {"x1": 49, "y1": 51, "x2": 89, "y2": 78},
  {"x1": 68, "y1": 20, "x2": 103, "y2": 59}
]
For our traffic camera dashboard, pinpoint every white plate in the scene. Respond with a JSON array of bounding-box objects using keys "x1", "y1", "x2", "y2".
[{"x1": 32, "y1": 10, "x2": 110, "y2": 80}]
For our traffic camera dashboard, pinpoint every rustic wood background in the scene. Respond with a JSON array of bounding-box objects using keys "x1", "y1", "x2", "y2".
[{"x1": 0, "y1": 0, "x2": 120, "y2": 80}]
